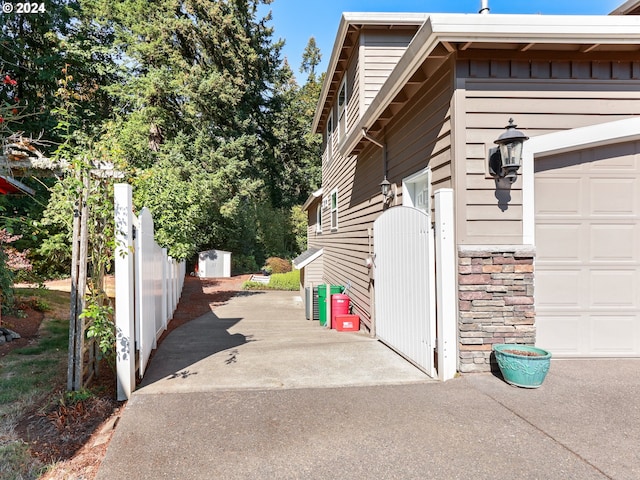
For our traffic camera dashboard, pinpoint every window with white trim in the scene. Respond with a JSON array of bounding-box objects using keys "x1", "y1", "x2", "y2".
[
  {"x1": 330, "y1": 189, "x2": 338, "y2": 230},
  {"x1": 325, "y1": 113, "x2": 334, "y2": 164},
  {"x1": 337, "y1": 79, "x2": 347, "y2": 142},
  {"x1": 402, "y1": 167, "x2": 431, "y2": 215},
  {"x1": 316, "y1": 204, "x2": 322, "y2": 233}
]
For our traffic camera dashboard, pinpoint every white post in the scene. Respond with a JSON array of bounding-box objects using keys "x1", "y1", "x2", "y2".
[
  {"x1": 114, "y1": 184, "x2": 136, "y2": 400},
  {"x1": 435, "y1": 189, "x2": 457, "y2": 381}
]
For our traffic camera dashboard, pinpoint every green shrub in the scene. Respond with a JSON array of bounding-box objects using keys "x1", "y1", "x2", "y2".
[
  {"x1": 232, "y1": 254, "x2": 259, "y2": 275},
  {"x1": 242, "y1": 269, "x2": 299, "y2": 291},
  {"x1": 268, "y1": 270, "x2": 299, "y2": 290}
]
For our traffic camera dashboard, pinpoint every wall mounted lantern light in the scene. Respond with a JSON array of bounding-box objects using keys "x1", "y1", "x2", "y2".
[
  {"x1": 379, "y1": 176, "x2": 394, "y2": 204},
  {"x1": 489, "y1": 118, "x2": 529, "y2": 184}
]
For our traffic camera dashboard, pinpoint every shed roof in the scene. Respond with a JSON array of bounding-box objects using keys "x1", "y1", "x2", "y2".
[{"x1": 292, "y1": 247, "x2": 323, "y2": 270}]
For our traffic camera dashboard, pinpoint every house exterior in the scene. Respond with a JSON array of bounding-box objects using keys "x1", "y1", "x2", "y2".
[{"x1": 303, "y1": 5, "x2": 640, "y2": 375}]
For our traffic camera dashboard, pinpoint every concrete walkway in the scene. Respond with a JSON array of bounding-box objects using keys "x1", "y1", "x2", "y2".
[
  {"x1": 97, "y1": 290, "x2": 640, "y2": 480},
  {"x1": 136, "y1": 290, "x2": 430, "y2": 393}
]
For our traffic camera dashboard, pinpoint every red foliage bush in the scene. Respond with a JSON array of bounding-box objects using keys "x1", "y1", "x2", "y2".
[{"x1": 263, "y1": 257, "x2": 291, "y2": 274}]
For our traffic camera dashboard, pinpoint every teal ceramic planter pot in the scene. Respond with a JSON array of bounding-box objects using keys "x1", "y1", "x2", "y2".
[{"x1": 493, "y1": 344, "x2": 552, "y2": 388}]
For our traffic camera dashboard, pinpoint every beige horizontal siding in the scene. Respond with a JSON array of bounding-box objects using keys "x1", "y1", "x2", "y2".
[
  {"x1": 347, "y1": 57, "x2": 360, "y2": 134},
  {"x1": 362, "y1": 30, "x2": 414, "y2": 109},
  {"x1": 315, "y1": 60, "x2": 456, "y2": 327},
  {"x1": 457, "y1": 58, "x2": 640, "y2": 244}
]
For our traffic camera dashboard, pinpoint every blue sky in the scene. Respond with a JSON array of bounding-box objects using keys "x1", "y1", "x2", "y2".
[{"x1": 259, "y1": 0, "x2": 624, "y2": 79}]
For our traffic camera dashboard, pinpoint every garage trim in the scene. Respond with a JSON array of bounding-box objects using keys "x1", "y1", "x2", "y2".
[{"x1": 522, "y1": 117, "x2": 640, "y2": 244}]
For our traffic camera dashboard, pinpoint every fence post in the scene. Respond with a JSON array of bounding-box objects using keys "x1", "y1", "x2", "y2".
[
  {"x1": 435, "y1": 188, "x2": 457, "y2": 381},
  {"x1": 114, "y1": 184, "x2": 136, "y2": 400}
]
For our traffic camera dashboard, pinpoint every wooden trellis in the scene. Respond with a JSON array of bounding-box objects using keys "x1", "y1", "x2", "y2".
[{"x1": 2, "y1": 135, "x2": 100, "y2": 391}]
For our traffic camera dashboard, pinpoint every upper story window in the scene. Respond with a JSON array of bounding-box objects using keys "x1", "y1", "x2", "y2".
[
  {"x1": 330, "y1": 189, "x2": 338, "y2": 230},
  {"x1": 337, "y1": 79, "x2": 347, "y2": 142},
  {"x1": 326, "y1": 112, "x2": 334, "y2": 162}
]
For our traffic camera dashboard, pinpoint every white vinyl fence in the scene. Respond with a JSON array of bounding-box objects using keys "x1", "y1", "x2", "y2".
[{"x1": 114, "y1": 184, "x2": 185, "y2": 400}]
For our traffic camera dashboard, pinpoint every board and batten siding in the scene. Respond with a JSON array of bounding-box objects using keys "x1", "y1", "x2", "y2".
[
  {"x1": 362, "y1": 30, "x2": 415, "y2": 110},
  {"x1": 456, "y1": 58, "x2": 640, "y2": 245},
  {"x1": 318, "y1": 61, "x2": 455, "y2": 327}
]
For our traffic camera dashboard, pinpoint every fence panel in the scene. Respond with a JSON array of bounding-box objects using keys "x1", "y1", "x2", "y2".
[{"x1": 114, "y1": 184, "x2": 185, "y2": 400}]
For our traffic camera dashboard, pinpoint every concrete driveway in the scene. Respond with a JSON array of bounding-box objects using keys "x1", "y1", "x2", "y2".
[
  {"x1": 97, "y1": 290, "x2": 640, "y2": 480},
  {"x1": 136, "y1": 290, "x2": 430, "y2": 394}
]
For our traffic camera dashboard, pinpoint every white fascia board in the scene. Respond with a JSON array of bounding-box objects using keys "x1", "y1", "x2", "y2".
[
  {"x1": 429, "y1": 13, "x2": 640, "y2": 43},
  {"x1": 522, "y1": 117, "x2": 640, "y2": 245},
  {"x1": 311, "y1": 12, "x2": 429, "y2": 134},
  {"x1": 302, "y1": 188, "x2": 323, "y2": 211},
  {"x1": 344, "y1": 13, "x2": 640, "y2": 154},
  {"x1": 293, "y1": 248, "x2": 324, "y2": 270}
]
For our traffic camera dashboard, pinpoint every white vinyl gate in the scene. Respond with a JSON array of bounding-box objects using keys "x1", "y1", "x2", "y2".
[{"x1": 374, "y1": 206, "x2": 436, "y2": 377}]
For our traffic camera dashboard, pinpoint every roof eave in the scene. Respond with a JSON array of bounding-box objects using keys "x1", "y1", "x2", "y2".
[
  {"x1": 342, "y1": 13, "x2": 640, "y2": 155},
  {"x1": 311, "y1": 12, "x2": 430, "y2": 134},
  {"x1": 302, "y1": 188, "x2": 323, "y2": 211}
]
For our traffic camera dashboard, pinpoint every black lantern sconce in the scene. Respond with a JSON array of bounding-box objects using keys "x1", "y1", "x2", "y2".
[
  {"x1": 488, "y1": 118, "x2": 529, "y2": 184},
  {"x1": 379, "y1": 176, "x2": 394, "y2": 204}
]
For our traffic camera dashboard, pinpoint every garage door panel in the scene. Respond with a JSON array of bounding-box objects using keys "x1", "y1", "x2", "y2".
[
  {"x1": 535, "y1": 141, "x2": 640, "y2": 357},
  {"x1": 590, "y1": 224, "x2": 637, "y2": 262},
  {"x1": 536, "y1": 269, "x2": 582, "y2": 307},
  {"x1": 535, "y1": 178, "x2": 581, "y2": 215},
  {"x1": 590, "y1": 178, "x2": 637, "y2": 215},
  {"x1": 536, "y1": 224, "x2": 583, "y2": 261},
  {"x1": 590, "y1": 148, "x2": 637, "y2": 169},
  {"x1": 590, "y1": 270, "x2": 638, "y2": 307},
  {"x1": 536, "y1": 315, "x2": 583, "y2": 354},
  {"x1": 591, "y1": 316, "x2": 638, "y2": 354}
]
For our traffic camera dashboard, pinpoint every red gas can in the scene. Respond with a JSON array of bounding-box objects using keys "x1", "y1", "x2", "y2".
[{"x1": 331, "y1": 294, "x2": 351, "y2": 328}]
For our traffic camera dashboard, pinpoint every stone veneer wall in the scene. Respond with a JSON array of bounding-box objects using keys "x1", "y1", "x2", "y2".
[{"x1": 458, "y1": 246, "x2": 536, "y2": 373}]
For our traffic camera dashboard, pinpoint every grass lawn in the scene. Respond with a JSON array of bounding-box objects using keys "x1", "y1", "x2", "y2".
[{"x1": 0, "y1": 288, "x2": 70, "y2": 480}]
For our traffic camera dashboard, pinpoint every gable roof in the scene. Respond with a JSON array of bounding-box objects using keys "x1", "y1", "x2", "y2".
[
  {"x1": 312, "y1": 12, "x2": 428, "y2": 135},
  {"x1": 316, "y1": 13, "x2": 640, "y2": 156}
]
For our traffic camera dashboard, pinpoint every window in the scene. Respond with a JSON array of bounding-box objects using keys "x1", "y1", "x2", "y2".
[
  {"x1": 337, "y1": 79, "x2": 347, "y2": 141},
  {"x1": 316, "y1": 204, "x2": 322, "y2": 234},
  {"x1": 325, "y1": 113, "x2": 334, "y2": 163},
  {"x1": 402, "y1": 167, "x2": 431, "y2": 215},
  {"x1": 330, "y1": 189, "x2": 338, "y2": 230}
]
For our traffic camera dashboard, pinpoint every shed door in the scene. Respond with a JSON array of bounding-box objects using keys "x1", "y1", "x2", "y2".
[
  {"x1": 535, "y1": 141, "x2": 640, "y2": 357},
  {"x1": 374, "y1": 206, "x2": 435, "y2": 376}
]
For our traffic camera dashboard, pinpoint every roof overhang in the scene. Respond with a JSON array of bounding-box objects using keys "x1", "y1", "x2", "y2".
[
  {"x1": 315, "y1": 12, "x2": 640, "y2": 156},
  {"x1": 302, "y1": 188, "x2": 323, "y2": 211},
  {"x1": 292, "y1": 247, "x2": 324, "y2": 270},
  {"x1": 311, "y1": 12, "x2": 429, "y2": 134},
  {"x1": 610, "y1": 0, "x2": 640, "y2": 15}
]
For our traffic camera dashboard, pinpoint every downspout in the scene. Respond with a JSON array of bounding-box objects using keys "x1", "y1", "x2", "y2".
[{"x1": 361, "y1": 128, "x2": 387, "y2": 340}]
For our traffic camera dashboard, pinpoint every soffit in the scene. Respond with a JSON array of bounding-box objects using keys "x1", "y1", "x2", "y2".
[{"x1": 338, "y1": 13, "x2": 640, "y2": 156}]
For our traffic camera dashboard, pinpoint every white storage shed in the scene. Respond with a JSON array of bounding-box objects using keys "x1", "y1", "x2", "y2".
[{"x1": 197, "y1": 249, "x2": 231, "y2": 278}]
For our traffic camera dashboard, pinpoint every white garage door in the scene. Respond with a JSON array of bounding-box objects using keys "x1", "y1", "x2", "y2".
[{"x1": 535, "y1": 141, "x2": 640, "y2": 357}]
